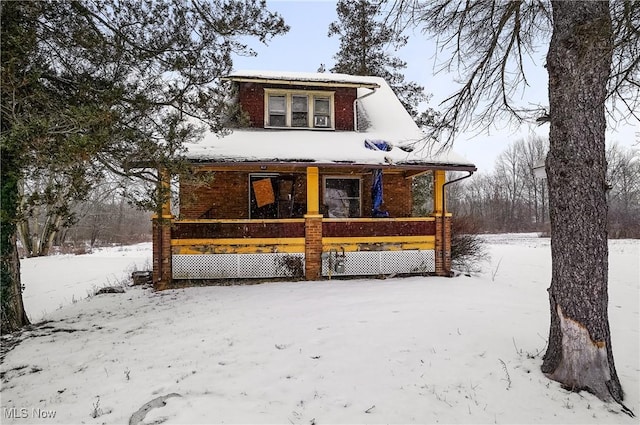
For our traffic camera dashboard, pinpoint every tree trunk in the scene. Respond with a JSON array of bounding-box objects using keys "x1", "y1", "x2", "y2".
[
  {"x1": 1, "y1": 150, "x2": 30, "y2": 334},
  {"x1": 38, "y1": 213, "x2": 63, "y2": 256},
  {"x1": 17, "y1": 218, "x2": 34, "y2": 258},
  {"x1": 542, "y1": 1, "x2": 623, "y2": 403}
]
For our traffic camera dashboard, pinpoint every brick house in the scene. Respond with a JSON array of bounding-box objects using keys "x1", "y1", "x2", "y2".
[{"x1": 152, "y1": 70, "x2": 476, "y2": 289}]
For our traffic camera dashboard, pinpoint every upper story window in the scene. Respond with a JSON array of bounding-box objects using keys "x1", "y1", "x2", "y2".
[{"x1": 265, "y1": 89, "x2": 334, "y2": 129}]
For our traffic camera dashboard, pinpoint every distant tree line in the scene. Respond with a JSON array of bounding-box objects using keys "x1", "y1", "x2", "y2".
[
  {"x1": 16, "y1": 170, "x2": 154, "y2": 257},
  {"x1": 17, "y1": 174, "x2": 152, "y2": 258},
  {"x1": 442, "y1": 137, "x2": 640, "y2": 238},
  {"x1": 20, "y1": 135, "x2": 638, "y2": 259}
]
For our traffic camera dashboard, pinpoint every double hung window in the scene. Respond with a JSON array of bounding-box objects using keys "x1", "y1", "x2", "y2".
[
  {"x1": 314, "y1": 97, "x2": 331, "y2": 128},
  {"x1": 268, "y1": 95, "x2": 286, "y2": 127},
  {"x1": 323, "y1": 177, "x2": 361, "y2": 218},
  {"x1": 291, "y1": 95, "x2": 308, "y2": 127},
  {"x1": 266, "y1": 90, "x2": 334, "y2": 129}
]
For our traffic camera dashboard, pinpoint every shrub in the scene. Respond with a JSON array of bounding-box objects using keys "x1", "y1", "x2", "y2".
[{"x1": 451, "y1": 215, "x2": 489, "y2": 273}]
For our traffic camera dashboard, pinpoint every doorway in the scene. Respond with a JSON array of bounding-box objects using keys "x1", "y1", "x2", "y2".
[{"x1": 249, "y1": 174, "x2": 299, "y2": 219}]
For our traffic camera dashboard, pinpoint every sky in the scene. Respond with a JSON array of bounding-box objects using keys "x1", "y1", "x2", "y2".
[{"x1": 232, "y1": 0, "x2": 640, "y2": 173}]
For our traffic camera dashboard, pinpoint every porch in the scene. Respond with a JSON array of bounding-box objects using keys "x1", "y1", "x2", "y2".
[
  {"x1": 165, "y1": 216, "x2": 443, "y2": 281},
  {"x1": 152, "y1": 165, "x2": 458, "y2": 288}
]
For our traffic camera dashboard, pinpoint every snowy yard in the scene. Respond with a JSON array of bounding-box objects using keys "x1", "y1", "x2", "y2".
[{"x1": 1, "y1": 235, "x2": 638, "y2": 424}]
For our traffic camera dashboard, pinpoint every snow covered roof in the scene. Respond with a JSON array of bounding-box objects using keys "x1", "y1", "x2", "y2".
[
  {"x1": 184, "y1": 71, "x2": 476, "y2": 170},
  {"x1": 224, "y1": 70, "x2": 381, "y2": 88}
]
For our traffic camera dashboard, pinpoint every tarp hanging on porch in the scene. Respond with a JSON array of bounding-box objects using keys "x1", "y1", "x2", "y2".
[{"x1": 371, "y1": 169, "x2": 389, "y2": 217}]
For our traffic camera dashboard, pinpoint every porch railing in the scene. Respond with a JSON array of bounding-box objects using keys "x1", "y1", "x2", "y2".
[{"x1": 170, "y1": 217, "x2": 437, "y2": 279}]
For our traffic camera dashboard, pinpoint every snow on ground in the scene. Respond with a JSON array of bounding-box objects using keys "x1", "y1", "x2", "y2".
[
  {"x1": 19, "y1": 243, "x2": 152, "y2": 322},
  {"x1": 1, "y1": 235, "x2": 638, "y2": 424}
]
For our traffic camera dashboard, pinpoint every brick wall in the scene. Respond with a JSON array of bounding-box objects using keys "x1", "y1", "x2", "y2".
[
  {"x1": 238, "y1": 83, "x2": 264, "y2": 127},
  {"x1": 152, "y1": 218, "x2": 172, "y2": 290},
  {"x1": 179, "y1": 171, "x2": 307, "y2": 219},
  {"x1": 434, "y1": 215, "x2": 452, "y2": 276},
  {"x1": 304, "y1": 215, "x2": 323, "y2": 279},
  {"x1": 180, "y1": 172, "x2": 249, "y2": 219},
  {"x1": 333, "y1": 87, "x2": 357, "y2": 130},
  {"x1": 181, "y1": 170, "x2": 414, "y2": 220},
  {"x1": 380, "y1": 174, "x2": 413, "y2": 217},
  {"x1": 237, "y1": 82, "x2": 357, "y2": 131}
]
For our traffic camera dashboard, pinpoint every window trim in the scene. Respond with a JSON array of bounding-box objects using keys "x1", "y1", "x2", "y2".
[
  {"x1": 264, "y1": 89, "x2": 335, "y2": 130},
  {"x1": 322, "y1": 175, "x2": 362, "y2": 218}
]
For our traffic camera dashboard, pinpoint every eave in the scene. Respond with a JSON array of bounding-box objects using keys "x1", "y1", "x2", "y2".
[
  {"x1": 187, "y1": 158, "x2": 477, "y2": 173},
  {"x1": 223, "y1": 76, "x2": 380, "y2": 89}
]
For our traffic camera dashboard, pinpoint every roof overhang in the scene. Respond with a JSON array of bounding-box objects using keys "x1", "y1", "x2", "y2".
[
  {"x1": 186, "y1": 158, "x2": 477, "y2": 173},
  {"x1": 224, "y1": 73, "x2": 380, "y2": 89}
]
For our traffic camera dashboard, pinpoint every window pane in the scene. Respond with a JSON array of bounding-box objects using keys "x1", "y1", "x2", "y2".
[
  {"x1": 292, "y1": 112, "x2": 308, "y2": 127},
  {"x1": 324, "y1": 178, "x2": 360, "y2": 217},
  {"x1": 314, "y1": 115, "x2": 330, "y2": 128},
  {"x1": 314, "y1": 97, "x2": 330, "y2": 114},
  {"x1": 292, "y1": 95, "x2": 308, "y2": 112},
  {"x1": 269, "y1": 114, "x2": 286, "y2": 127},
  {"x1": 268, "y1": 95, "x2": 286, "y2": 113}
]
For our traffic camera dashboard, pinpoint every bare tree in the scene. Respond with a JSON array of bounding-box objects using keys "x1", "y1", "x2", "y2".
[
  {"x1": 450, "y1": 137, "x2": 638, "y2": 238},
  {"x1": 390, "y1": 0, "x2": 639, "y2": 409},
  {"x1": 519, "y1": 136, "x2": 549, "y2": 227},
  {"x1": 494, "y1": 143, "x2": 527, "y2": 230},
  {"x1": 606, "y1": 142, "x2": 640, "y2": 237}
]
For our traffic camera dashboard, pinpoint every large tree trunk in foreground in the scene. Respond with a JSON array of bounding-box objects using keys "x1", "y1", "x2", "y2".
[
  {"x1": 542, "y1": 1, "x2": 623, "y2": 403},
  {"x1": 1, "y1": 150, "x2": 30, "y2": 334}
]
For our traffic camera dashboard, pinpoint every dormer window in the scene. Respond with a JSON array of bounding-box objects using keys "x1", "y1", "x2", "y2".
[
  {"x1": 291, "y1": 95, "x2": 308, "y2": 127},
  {"x1": 268, "y1": 95, "x2": 286, "y2": 126},
  {"x1": 265, "y1": 89, "x2": 334, "y2": 129}
]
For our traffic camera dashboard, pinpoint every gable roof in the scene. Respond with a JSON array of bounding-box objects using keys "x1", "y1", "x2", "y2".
[{"x1": 184, "y1": 70, "x2": 476, "y2": 170}]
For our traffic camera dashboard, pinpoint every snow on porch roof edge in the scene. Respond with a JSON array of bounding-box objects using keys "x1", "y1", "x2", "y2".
[{"x1": 186, "y1": 158, "x2": 478, "y2": 172}]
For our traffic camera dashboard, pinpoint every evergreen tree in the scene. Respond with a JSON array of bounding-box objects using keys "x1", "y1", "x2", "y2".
[
  {"x1": 328, "y1": 0, "x2": 436, "y2": 126},
  {"x1": 0, "y1": 0, "x2": 288, "y2": 333}
]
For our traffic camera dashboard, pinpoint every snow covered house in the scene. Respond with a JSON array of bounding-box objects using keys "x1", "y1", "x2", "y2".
[{"x1": 152, "y1": 70, "x2": 476, "y2": 288}]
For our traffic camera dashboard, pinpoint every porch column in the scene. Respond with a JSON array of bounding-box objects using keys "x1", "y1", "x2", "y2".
[
  {"x1": 433, "y1": 170, "x2": 446, "y2": 214},
  {"x1": 432, "y1": 170, "x2": 451, "y2": 276},
  {"x1": 153, "y1": 168, "x2": 173, "y2": 290},
  {"x1": 305, "y1": 166, "x2": 323, "y2": 280},
  {"x1": 307, "y1": 166, "x2": 320, "y2": 214},
  {"x1": 434, "y1": 214, "x2": 452, "y2": 276}
]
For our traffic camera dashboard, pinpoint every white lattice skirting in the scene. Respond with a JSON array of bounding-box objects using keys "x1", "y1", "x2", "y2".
[
  {"x1": 172, "y1": 253, "x2": 305, "y2": 279},
  {"x1": 172, "y1": 250, "x2": 435, "y2": 279},
  {"x1": 322, "y1": 250, "x2": 435, "y2": 276}
]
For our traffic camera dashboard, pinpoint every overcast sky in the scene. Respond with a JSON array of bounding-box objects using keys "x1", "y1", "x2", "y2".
[{"x1": 232, "y1": 0, "x2": 639, "y2": 173}]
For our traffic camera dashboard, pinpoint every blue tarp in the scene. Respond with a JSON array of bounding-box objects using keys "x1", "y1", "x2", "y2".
[
  {"x1": 371, "y1": 169, "x2": 389, "y2": 217},
  {"x1": 364, "y1": 139, "x2": 393, "y2": 152},
  {"x1": 364, "y1": 140, "x2": 390, "y2": 217}
]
